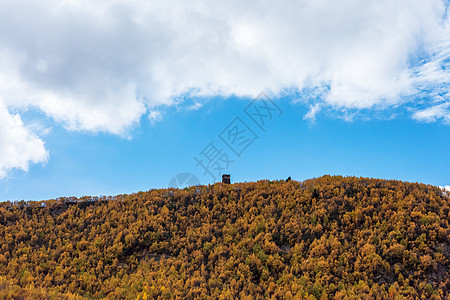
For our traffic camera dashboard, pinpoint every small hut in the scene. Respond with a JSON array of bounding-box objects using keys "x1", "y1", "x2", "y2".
[{"x1": 222, "y1": 174, "x2": 231, "y2": 184}]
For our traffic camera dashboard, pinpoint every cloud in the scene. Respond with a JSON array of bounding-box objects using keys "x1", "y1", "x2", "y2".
[
  {"x1": 148, "y1": 110, "x2": 163, "y2": 125},
  {"x1": 303, "y1": 103, "x2": 321, "y2": 122},
  {"x1": 412, "y1": 102, "x2": 450, "y2": 123},
  {"x1": 0, "y1": 104, "x2": 48, "y2": 179},
  {"x1": 0, "y1": 0, "x2": 449, "y2": 177}
]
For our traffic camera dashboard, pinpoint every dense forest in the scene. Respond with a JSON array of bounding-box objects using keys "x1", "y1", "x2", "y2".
[{"x1": 0, "y1": 176, "x2": 449, "y2": 299}]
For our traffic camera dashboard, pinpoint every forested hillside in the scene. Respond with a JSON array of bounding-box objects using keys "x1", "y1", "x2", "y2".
[{"x1": 0, "y1": 176, "x2": 449, "y2": 299}]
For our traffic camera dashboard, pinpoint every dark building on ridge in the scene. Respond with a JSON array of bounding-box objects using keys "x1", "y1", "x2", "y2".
[{"x1": 222, "y1": 174, "x2": 231, "y2": 184}]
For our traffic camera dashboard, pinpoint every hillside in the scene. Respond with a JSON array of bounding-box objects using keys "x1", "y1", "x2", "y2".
[{"x1": 0, "y1": 176, "x2": 449, "y2": 299}]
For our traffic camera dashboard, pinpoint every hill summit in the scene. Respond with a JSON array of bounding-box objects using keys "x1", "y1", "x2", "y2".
[{"x1": 0, "y1": 176, "x2": 449, "y2": 299}]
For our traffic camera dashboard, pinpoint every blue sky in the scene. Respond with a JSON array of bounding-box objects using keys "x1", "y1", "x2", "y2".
[
  {"x1": 1, "y1": 94, "x2": 449, "y2": 201},
  {"x1": 0, "y1": 0, "x2": 449, "y2": 200}
]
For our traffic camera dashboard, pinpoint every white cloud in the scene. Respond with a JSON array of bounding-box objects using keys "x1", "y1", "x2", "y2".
[
  {"x1": 303, "y1": 103, "x2": 321, "y2": 122},
  {"x1": 0, "y1": 104, "x2": 48, "y2": 179},
  {"x1": 0, "y1": 0, "x2": 449, "y2": 177},
  {"x1": 148, "y1": 110, "x2": 163, "y2": 125},
  {"x1": 412, "y1": 102, "x2": 450, "y2": 123}
]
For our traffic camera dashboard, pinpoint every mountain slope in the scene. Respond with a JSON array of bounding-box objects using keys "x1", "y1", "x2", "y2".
[{"x1": 0, "y1": 176, "x2": 449, "y2": 299}]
